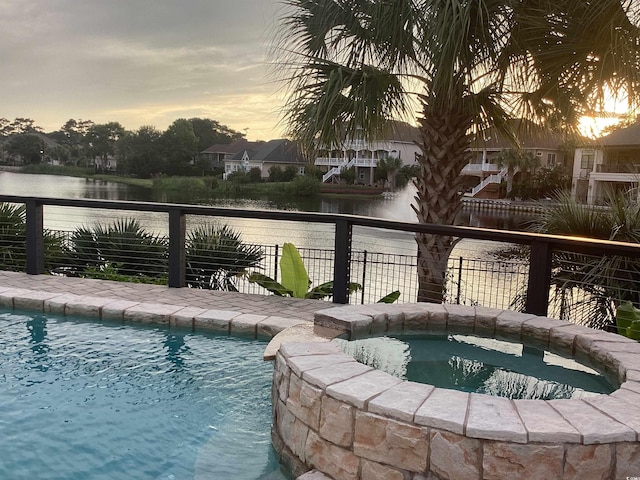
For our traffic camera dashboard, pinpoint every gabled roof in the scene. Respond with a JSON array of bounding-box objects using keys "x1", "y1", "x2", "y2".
[
  {"x1": 470, "y1": 119, "x2": 565, "y2": 150},
  {"x1": 599, "y1": 122, "x2": 640, "y2": 147},
  {"x1": 200, "y1": 138, "x2": 264, "y2": 155},
  {"x1": 230, "y1": 139, "x2": 305, "y2": 164}
]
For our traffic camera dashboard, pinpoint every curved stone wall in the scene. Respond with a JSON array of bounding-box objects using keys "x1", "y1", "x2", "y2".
[{"x1": 271, "y1": 304, "x2": 640, "y2": 480}]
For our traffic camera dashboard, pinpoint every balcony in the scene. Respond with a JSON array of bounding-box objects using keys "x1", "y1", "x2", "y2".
[{"x1": 461, "y1": 163, "x2": 501, "y2": 176}]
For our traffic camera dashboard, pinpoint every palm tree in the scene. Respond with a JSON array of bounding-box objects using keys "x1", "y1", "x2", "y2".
[
  {"x1": 494, "y1": 149, "x2": 539, "y2": 199},
  {"x1": 274, "y1": 0, "x2": 640, "y2": 303}
]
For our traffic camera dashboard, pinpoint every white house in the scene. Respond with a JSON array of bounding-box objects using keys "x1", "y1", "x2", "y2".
[
  {"x1": 314, "y1": 121, "x2": 421, "y2": 185},
  {"x1": 223, "y1": 139, "x2": 306, "y2": 179},
  {"x1": 572, "y1": 122, "x2": 640, "y2": 204},
  {"x1": 462, "y1": 120, "x2": 567, "y2": 198}
]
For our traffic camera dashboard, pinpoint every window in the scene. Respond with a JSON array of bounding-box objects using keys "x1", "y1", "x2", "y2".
[
  {"x1": 547, "y1": 153, "x2": 556, "y2": 165},
  {"x1": 299, "y1": 167, "x2": 305, "y2": 175},
  {"x1": 581, "y1": 151, "x2": 595, "y2": 170}
]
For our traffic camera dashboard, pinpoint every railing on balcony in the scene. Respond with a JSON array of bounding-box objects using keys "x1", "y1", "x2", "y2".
[{"x1": 1, "y1": 195, "x2": 639, "y2": 323}]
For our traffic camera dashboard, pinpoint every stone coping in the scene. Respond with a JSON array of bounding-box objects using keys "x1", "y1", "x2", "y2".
[
  {"x1": 300, "y1": 303, "x2": 640, "y2": 444},
  {"x1": 0, "y1": 286, "x2": 309, "y2": 340}
]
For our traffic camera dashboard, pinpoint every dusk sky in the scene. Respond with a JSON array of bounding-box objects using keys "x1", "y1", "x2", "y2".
[{"x1": 0, "y1": 0, "x2": 287, "y2": 140}]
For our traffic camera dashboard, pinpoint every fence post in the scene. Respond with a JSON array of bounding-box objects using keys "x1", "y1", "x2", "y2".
[
  {"x1": 168, "y1": 208, "x2": 186, "y2": 288},
  {"x1": 25, "y1": 199, "x2": 45, "y2": 275},
  {"x1": 333, "y1": 219, "x2": 353, "y2": 304},
  {"x1": 525, "y1": 240, "x2": 552, "y2": 316},
  {"x1": 360, "y1": 250, "x2": 368, "y2": 304}
]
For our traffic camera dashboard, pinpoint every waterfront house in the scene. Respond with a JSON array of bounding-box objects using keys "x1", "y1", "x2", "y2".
[
  {"x1": 314, "y1": 120, "x2": 421, "y2": 185},
  {"x1": 462, "y1": 120, "x2": 567, "y2": 198},
  {"x1": 200, "y1": 138, "x2": 265, "y2": 170},
  {"x1": 223, "y1": 139, "x2": 307, "y2": 180},
  {"x1": 572, "y1": 122, "x2": 640, "y2": 204}
]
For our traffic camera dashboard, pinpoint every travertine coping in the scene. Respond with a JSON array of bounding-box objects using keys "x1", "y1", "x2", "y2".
[
  {"x1": 0, "y1": 286, "x2": 308, "y2": 339},
  {"x1": 272, "y1": 303, "x2": 640, "y2": 480}
]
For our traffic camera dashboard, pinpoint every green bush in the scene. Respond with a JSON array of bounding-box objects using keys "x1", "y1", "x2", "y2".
[{"x1": 286, "y1": 175, "x2": 320, "y2": 196}]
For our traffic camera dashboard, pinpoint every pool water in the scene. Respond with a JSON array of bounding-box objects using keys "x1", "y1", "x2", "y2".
[
  {"x1": 336, "y1": 333, "x2": 616, "y2": 400},
  {"x1": 0, "y1": 310, "x2": 287, "y2": 480}
]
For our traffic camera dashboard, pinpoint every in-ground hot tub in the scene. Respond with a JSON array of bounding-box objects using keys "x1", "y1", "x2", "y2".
[{"x1": 270, "y1": 303, "x2": 640, "y2": 480}]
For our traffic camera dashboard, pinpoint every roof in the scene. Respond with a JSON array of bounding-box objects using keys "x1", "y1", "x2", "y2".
[
  {"x1": 599, "y1": 122, "x2": 640, "y2": 147},
  {"x1": 470, "y1": 119, "x2": 565, "y2": 150},
  {"x1": 200, "y1": 138, "x2": 264, "y2": 155},
  {"x1": 229, "y1": 139, "x2": 305, "y2": 164}
]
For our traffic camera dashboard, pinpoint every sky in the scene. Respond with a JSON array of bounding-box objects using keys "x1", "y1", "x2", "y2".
[{"x1": 0, "y1": 0, "x2": 287, "y2": 141}]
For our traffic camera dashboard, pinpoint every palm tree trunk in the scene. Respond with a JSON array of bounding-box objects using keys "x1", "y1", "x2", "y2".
[{"x1": 414, "y1": 111, "x2": 472, "y2": 303}]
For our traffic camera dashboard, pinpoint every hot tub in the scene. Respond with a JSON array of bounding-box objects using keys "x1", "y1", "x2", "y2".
[{"x1": 270, "y1": 303, "x2": 640, "y2": 480}]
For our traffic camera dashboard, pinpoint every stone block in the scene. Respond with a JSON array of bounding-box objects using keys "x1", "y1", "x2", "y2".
[
  {"x1": 414, "y1": 388, "x2": 469, "y2": 435},
  {"x1": 563, "y1": 444, "x2": 614, "y2": 480},
  {"x1": 403, "y1": 304, "x2": 434, "y2": 332},
  {"x1": 585, "y1": 396, "x2": 640, "y2": 440},
  {"x1": 319, "y1": 396, "x2": 354, "y2": 447},
  {"x1": 514, "y1": 399, "x2": 581, "y2": 443},
  {"x1": 306, "y1": 430, "x2": 360, "y2": 480},
  {"x1": 483, "y1": 442, "x2": 564, "y2": 479},
  {"x1": 444, "y1": 304, "x2": 476, "y2": 331},
  {"x1": 0, "y1": 288, "x2": 31, "y2": 308},
  {"x1": 65, "y1": 296, "x2": 115, "y2": 318},
  {"x1": 44, "y1": 293, "x2": 80, "y2": 314},
  {"x1": 288, "y1": 377, "x2": 323, "y2": 430},
  {"x1": 123, "y1": 302, "x2": 182, "y2": 324},
  {"x1": 494, "y1": 310, "x2": 535, "y2": 341},
  {"x1": 616, "y1": 443, "x2": 640, "y2": 479},
  {"x1": 474, "y1": 307, "x2": 502, "y2": 335},
  {"x1": 303, "y1": 361, "x2": 372, "y2": 390},
  {"x1": 13, "y1": 290, "x2": 60, "y2": 311},
  {"x1": 296, "y1": 471, "x2": 333, "y2": 480},
  {"x1": 194, "y1": 309, "x2": 238, "y2": 332},
  {"x1": 230, "y1": 313, "x2": 267, "y2": 336},
  {"x1": 169, "y1": 306, "x2": 208, "y2": 329},
  {"x1": 466, "y1": 394, "x2": 527, "y2": 443},
  {"x1": 521, "y1": 317, "x2": 567, "y2": 348},
  {"x1": 368, "y1": 381, "x2": 434, "y2": 423},
  {"x1": 288, "y1": 353, "x2": 355, "y2": 378},
  {"x1": 278, "y1": 401, "x2": 310, "y2": 463},
  {"x1": 354, "y1": 411, "x2": 428, "y2": 472},
  {"x1": 280, "y1": 342, "x2": 343, "y2": 359},
  {"x1": 549, "y1": 399, "x2": 636, "y2": 444},
  {"x1": 258, "y1": 316, "x2": 307, "y2": 338},
  {"x1": 327, "y1": 370, "x2": 402, "y2": 409},
  {"x1": 314, "y1": 309, "x2": 372, "y2": 340},
  {"x1": 361, "y1": 460, "x2": 405, "y2": 480},
  {"x1": 101, "y1": 300, "x2": 140, "y2": 321},
  {"x1": 429, "y1": 429, "x2": 481, "y2": 480}
]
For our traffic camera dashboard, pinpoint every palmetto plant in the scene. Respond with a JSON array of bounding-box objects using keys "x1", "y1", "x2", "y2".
[
  {"x1": 64, "y1": 219, "x2": 168, "y2": 280},
  {"x1": 274, "y1": 0, "x2": 640, "y2": 303},
  {"x1": 0, "y1": 203, "x2": 64, "y2": 272},
  {"x1": 527, "y1": 191, "x2": 640, "y2": 329},
  {"x1": 185, "y1": 223, "x2": 263, "y2": 290}
]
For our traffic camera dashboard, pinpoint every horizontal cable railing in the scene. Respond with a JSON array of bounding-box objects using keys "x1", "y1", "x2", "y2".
[{"x1": 1, "y1": 195, "x2": 639, "y2": 330}]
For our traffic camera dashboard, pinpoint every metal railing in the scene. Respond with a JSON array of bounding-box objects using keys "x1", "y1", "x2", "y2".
[{"x1": 1, "y1": 195, "x2": 640, "y2": 319}]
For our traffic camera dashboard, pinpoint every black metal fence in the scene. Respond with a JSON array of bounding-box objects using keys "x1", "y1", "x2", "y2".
[{"x1": 1, "y1": 195, "x2": 639, "y2": 326}]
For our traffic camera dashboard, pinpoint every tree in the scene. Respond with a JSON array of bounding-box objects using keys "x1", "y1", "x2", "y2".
[
  {"x1": 494, "y1": 149, "x2": 539, "y2": 199},
  {"x1": 274, "y1": 0, "x2": 640, "y2": 303},
  {"x1": 118, "y1": 125, "x2": 163, "y2": 177},
  {"x1": 86, "y1": 122, "x2": 125, "y2": 170},
  {"x1": 161, "y1": 119, "x2": 199, "y2": 176},
  {"x1": 375, "y1": 155, "x2": 403, "y2": 189},
  {"x1": 7, "y1": 134, "x2": 45, "y2": 164},
  {"x1": 188, "y1": 118, "x2": 245, "y2": 152}
]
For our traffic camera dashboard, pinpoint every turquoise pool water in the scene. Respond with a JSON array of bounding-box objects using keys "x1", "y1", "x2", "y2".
[
  {"x1": 336, "y1": 333, "x2": 616, "y2": 400},
  {"x1": 0, "y1": 310, "x2": 287, "y2": 480}
]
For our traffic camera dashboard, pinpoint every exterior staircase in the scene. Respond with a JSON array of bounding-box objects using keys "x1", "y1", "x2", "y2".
[
  {"x1": 467, "y1": 167, "x2": 509, "y2": 197},
  {"x1": 322, "y1": 158, "x2": 357, "y2": 183}
]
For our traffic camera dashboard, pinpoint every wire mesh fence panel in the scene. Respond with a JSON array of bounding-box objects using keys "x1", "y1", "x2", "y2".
[
  {"x1": 351, "y1": 250, "x2": 418, "y2": 304},
  {"x1": 546, "y1": 249, "x2": 640, "y2": 330}
]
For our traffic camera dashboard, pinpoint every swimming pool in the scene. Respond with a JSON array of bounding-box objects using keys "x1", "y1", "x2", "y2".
[{"x1": 0, "y1": 309, "x2": 287, "y2": 480}]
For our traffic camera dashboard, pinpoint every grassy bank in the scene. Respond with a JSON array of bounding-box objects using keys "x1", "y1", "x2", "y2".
[{"x1": 21, "y1": 165, "x2": 154, "y2": 188}]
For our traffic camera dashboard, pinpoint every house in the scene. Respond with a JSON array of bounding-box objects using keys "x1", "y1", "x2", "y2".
[
  {"x1": 462, "y1": 120, "x2": 568, "y2": 198},
  {"x1": 223, "y1": 139, "x2": 306, "y2": 180},
  {"x1": 200, "y1": 138, "x2": 265, "y2": 170},
  {"x1": 314, "y1": 121, "x2": 421, "y2": 185},
  {"x1": 572, "y1": 122, "x2": 640, "y2": 204}
]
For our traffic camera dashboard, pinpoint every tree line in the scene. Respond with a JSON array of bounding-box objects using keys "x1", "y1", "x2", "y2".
[{"x1": 0, "y1": 117, "x2": 245, "y2": 178}]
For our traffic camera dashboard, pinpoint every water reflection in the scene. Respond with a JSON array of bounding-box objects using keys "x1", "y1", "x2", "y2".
[
  {"x1": 163, "y1": 332, "x2": 189, "y2": 369},
  {"x1": 26, "y1": 315, "x2": 50, "y2": 370}
]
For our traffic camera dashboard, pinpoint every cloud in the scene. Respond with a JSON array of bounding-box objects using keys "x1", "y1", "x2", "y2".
[{"x1": 0, "y1": 0, "x2": 284, "y2": 139}]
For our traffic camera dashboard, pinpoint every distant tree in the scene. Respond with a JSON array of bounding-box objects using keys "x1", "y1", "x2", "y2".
[
  {"x1": 375, "y1": 155, "x2": 403, "y2": 189},
  {"x1": 7, "y1": 134, "x2": 46, "y2": 164},
  {"x1": 340, "y1": 166, "x2": 356, "y2": 185},
  {"x1": 86, "y1": 122, "x2": 125, "y2": 169},
  {"x1": 283, "y1": 165, "x2": 298, "y2": 182},
  {"x1": 49, "y1": 118, "x2": 94, "y2": 165},
  {"x1": 188, "y1": 118, "x2": 245, "y2": 152},
  {"x1": 494, "y1": 149, "x2": 539, "y2": 199},
  {"x1": 118, "y1": 126, "x2": 163, "y2": 177},
  {"x1": 161, "y1": 119, "x2": 199, "y2": 176},
  {"x1": 9, "y1": 118, "x2": 43, "y2": 135}
]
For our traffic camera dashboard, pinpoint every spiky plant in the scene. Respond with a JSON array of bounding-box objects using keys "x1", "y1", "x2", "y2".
[{"x1": 185, "y1": 223, "x2": 263, "y2": 291}]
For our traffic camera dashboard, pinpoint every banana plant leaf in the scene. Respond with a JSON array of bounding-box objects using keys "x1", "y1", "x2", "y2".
[
  {"x1": 247, "y1": 272, "x2": 293, "y2": 297},
  {"x1": 280, "y1": 243, "x2": 309, "y2": 299},
  {"x1": 377, "y1": 290, "x2": 401, "y2": 303}
]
